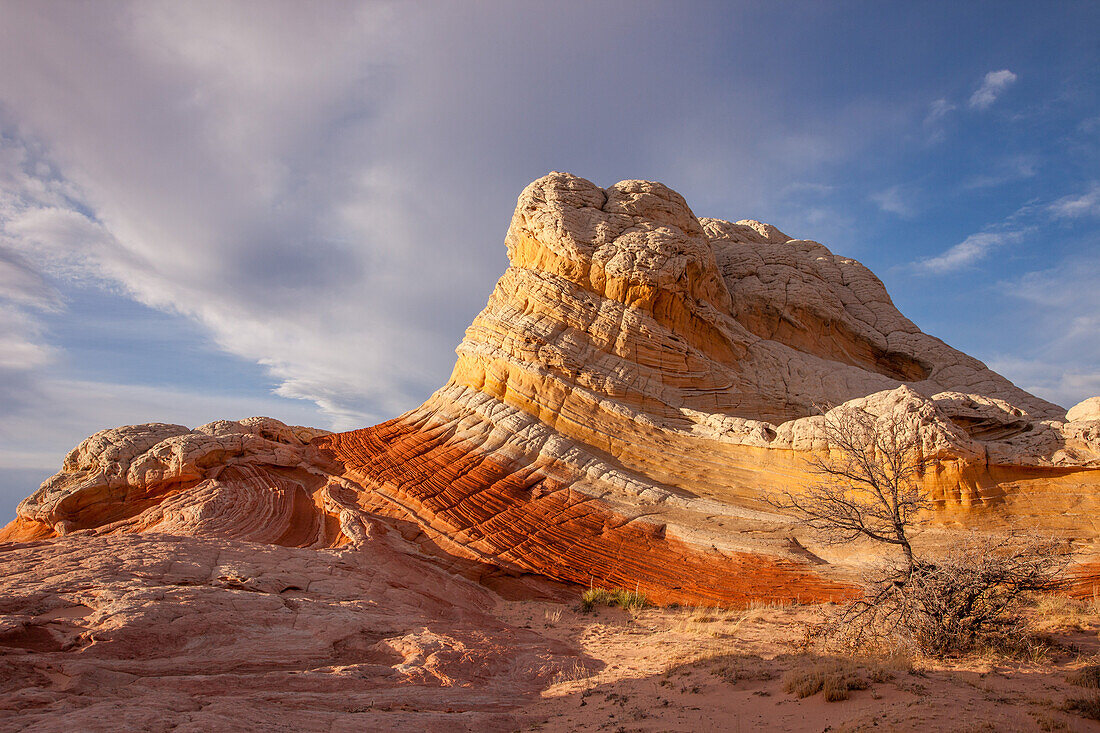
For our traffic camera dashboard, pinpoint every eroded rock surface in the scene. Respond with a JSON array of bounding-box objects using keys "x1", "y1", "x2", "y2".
[
  {"x1": 7, "y1": 172, "x2": 1100, "y2": 601},
  {"x1": 0, "y1": 533, "x2": 582, "y2": 732}
]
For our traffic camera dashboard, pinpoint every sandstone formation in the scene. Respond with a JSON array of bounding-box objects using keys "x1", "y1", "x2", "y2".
[
  {"x1": 0, "y1": 533, "x2": 583, "y2": 731},
  {"x1": 5, "y1": 171, "x2": 1100, "y2": 730},
  {"x1": 5, "y1": 171, "x2": 1100, "y2": 608}
]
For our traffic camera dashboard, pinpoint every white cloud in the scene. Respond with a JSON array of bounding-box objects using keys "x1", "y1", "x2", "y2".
[
  {"x1": 0, "y1": 1, "x2": 886, "y2": 435},
  {"x1": 962, "y1": 155, "x2": 1038, "y2": 189},
  {"x1": 987, "y1": 356, "x2": 1100, "y2": 412},
  {"x1": 1048, "y1": 181, "x2": 1100, "y2": 218},
  {"x1": 0, "y1": 2, "x2": 474, "y2": 427},
  {"x1": 0, "y1": 248, "x2": 59, "y2": 310},
  {"x1": 870, "y1": 185, "x2": 914, "y2": 217},
  {"x1": 990, "y1": 254, "x2": 1100, "y2": 409},
  {"x1": 923, "y1": 98, "x2": 955, "y2": 143},
  {"x1": 926, "y1": 97, "x2": 955, "y2": 123},
  {"x1": 0, "y1": 305, "x2": 52, "y2": 370},
  {"x1": 968, "y1": 69, "x2": 1017, "y2": 110},
  {"x1": 914, "y1": 229, "x2": 1025, "y2": 274}
]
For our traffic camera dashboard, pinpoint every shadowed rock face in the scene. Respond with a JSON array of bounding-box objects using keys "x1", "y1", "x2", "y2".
[{"x1": 4, "y1": 173, "x2": 1100, "y2": 609}]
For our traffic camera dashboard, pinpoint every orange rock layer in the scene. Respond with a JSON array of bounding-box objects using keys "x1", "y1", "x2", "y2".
[
  {"x1": 315, "y1": 416, "x2": 855, "y2": 606},
  {"x1": 5, "y1": 172, "x2": 1100, "y2": 607}
]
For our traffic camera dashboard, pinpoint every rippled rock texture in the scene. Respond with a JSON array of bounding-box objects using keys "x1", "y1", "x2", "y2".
[{"x1": 7, "y1": 172, "x2": 1100, "y2": 605}]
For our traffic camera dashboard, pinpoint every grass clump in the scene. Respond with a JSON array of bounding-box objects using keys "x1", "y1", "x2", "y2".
[
  {"x1": 1032, "y1": 594, "x2": 1100, "y2": 632},
  {"x1": 781, "y1": 657, "x2": 869, "y2": 702},
  {"x1": 1067, "y1": 664, "x2": 1100, "y2": 689},
  {"x1": 580, "y1": 587, "x2": 650, "y2": 613},
  {"x1": 1062, "y1": 694, "x2": 1100, "y2": 721},
  {"x1": 674, "y1": 605, "x2": 744, "y2": 636}
]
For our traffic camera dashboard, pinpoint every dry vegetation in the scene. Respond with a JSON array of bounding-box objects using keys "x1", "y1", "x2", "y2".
[
  {"x1": 531, "y1": 408, "x2": 1100, "y2": 729},
  {"x1": 811, "y1": 533, "x2": 1071, "y2": 659},
  {"x1": 767, "y1": 406, "x2": 1074, "y2": 660},
  {"x1": 518, "y1": 592, "x2": 1100, "y2": 731},
  {"x1": 580, "y1": 587, "x2": 650, "y2": 613},
  {"x1": 781, "y1": 657, "x2": 871, "y2": 701}
]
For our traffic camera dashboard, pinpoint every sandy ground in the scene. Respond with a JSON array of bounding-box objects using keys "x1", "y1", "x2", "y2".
[
  {"x1": 3, "y1": 533, "x2": 1100, "y2": 731},
  {"x1": 499, "y1": 598, "x2": 1100, "y2": 732}
]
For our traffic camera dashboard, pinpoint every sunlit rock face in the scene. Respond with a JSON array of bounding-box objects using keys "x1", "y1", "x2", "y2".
[{"x1": 5, "y1": 172, "x2": 1100, "y2": 608}]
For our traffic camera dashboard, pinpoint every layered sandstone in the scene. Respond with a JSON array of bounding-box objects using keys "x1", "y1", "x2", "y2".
[
  {"x1": 5, "y1": 172, "x2": 1100, "y2": 609},
  {"x1": 0, "y1": 530, "x2": 583, "y2": 731}
]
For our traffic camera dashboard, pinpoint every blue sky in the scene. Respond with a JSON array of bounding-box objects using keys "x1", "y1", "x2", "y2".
[{"x1": 0, "y1": 1, "x2": 1098, "y2": 518}]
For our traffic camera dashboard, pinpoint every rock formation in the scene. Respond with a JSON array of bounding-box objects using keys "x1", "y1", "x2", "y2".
[
  {"x1": 5, "y1": 171, "x2": 1100, "y2": 605},
  {"x1": 5, "y1": 172, "x2": 1100, "y2": 729}
]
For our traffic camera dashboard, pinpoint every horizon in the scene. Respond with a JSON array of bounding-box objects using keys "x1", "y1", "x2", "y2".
[{"x1": 1, "y1": 0, "x2": 1098, "y2": 518}]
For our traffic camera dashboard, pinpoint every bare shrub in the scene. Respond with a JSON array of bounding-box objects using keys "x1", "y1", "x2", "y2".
[
  {"x1": 766, "y1": 404, "x2": 929, "y2": 574},
  {"x1": 819, "y1": 533, "x2": 1068, "y2": 656},
  {"x1": 768, "y1": 403, "x2": 1070, "y2": 657}
]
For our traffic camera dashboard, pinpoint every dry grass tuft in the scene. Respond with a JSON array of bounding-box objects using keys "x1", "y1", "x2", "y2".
[
  {"x1": 1062, "y1": 693, "x2": 1100, "y2": 721},
  {"x1": 1032, "y1": 594, "x2": 1100, "y2": 632},
  {"x1": 708, "y1": 654, "x2": 775, "y2": 684},
  {"x1": 1067, "y1": 663, "x2": 1100, "y2": 689},
  {"x1": 550, "y1": 659, "x2": 596, "y2": 686},
  {"x1": 740, "y1": 598, "x2": 795, "y2": 624},
  {"x1": 1030, "y1": 711, "x2": 1069, "y2": 731},
  {"x1": 580, "y1": 587, "x2": 650, "y2": 613},
  {"x1": 674, "y1": 606, "x2": 744, "y2": 636},
  {"x1": 781, "y1": 657, "x2": 869, "y2": 702}
]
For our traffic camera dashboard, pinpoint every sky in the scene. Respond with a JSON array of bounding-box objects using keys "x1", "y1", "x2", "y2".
[{"x1": 0, "y1": 1, "x2": 1098, "y2": 518}]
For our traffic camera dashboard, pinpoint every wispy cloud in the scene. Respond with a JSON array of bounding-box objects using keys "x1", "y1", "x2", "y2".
[
  {"x1": 0, "y1": 2, "x2": 909, "y2": 432},
  {"x1": 870, "y1": 185, "x2": 914, "y2": 217},
  {"x1": 987, "y1": 355, "x2": 1100, "y2": 412},
  {"x1": 914, "y1": 229, "x2": 1026, "y2": 274},
  {"x1": 1048, "y1": 181, "x2": 1100, "y2": 218},
  {"x1": 968, "y1": 69, "x2": 1017, "y2": 110},
  {"x1": 926, "y1": 97, "x2": 955, "y2": 124},
  {"x1": 990, "y1": 254, "x2": 1100, "y2": 409},
  {"x1": 962, "y1": 155, "x2": 1038, "y2": 189},
  {"x1": 923, "y1": 97, "x2": 955, "y2": 143}
]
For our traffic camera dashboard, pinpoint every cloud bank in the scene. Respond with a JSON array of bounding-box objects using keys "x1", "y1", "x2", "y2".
[
  {"x1": 0, "y1": 2, "x2": 1097, "y2": 517},
  {"x1": 0, "y1": 1, "x2": 902, "y2": 436}
]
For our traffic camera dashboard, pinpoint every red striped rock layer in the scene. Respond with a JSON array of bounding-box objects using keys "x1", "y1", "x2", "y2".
[
  {"x1": 314, "y1": 397, "x2": 855, "y2": 607},
  {"x1": 0, "y1": 418, "x2": 346, "y2": 549},
  {"x1": 5, "y1": 171, "x2": 1100, "y2": 605},
  {"x1": 442, "y1": 172, "x2": 1100, "y2": 550}
]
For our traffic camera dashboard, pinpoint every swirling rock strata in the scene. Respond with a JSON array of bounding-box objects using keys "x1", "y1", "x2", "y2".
[{"x1": 5, "y1": 172, "x2": 1100, "y2": 606}]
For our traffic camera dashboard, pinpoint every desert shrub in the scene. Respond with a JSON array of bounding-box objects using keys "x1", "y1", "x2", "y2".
[
  {"x1": 781, "y1": 657, "x2": 867, "y2": 701},
  {"x1": 580, "y1": 587, "x2": 650, "y2": 612},
  {"x1": 767, "y1": 404, "x2": 1071, "y2": 658},
  {"x1": 1068, "y1": 664, "x2": 1100, "y2": 689},
  {"x1": 819, "y1": 534, "x2": 1068, "y2": 657}
]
